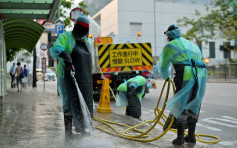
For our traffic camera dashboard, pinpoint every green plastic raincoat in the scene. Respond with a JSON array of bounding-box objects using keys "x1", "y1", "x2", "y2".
[
  {"x1": 116, "y1": 75, "x2": 146, "y2": 106},
  {"x1": 158, "y1": 37, "x2": 207, "y2": 118},
  {"x1": 50, "y1": 31, "x2": 89, "y2": 113}
]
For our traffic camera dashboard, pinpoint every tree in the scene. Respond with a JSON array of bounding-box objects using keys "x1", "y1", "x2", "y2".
[
  {"x1": 177, "y1": 0, "x2": 237, "y2": 44},
  {"x1": 6, "y1": 48, "x2": 22, "y2": 61},
  {"x1": 18, "y1": 51, "x2": 32, "y2": 64}
]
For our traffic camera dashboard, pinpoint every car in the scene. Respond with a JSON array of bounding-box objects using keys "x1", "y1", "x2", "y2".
[{"x1": 44, "y1": 69, "x2": 56, "y2": 81}]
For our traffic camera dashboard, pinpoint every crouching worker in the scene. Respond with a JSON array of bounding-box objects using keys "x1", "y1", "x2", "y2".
[
  {"x1": 158, "y1": 25, "x2": 207, "y2": 145},
  {"x1": 50, "y1": 15, "x2": 93, "y2": 140},
  {"x1": 116, "y1": 76, "x2": 146, "y2": 119}
]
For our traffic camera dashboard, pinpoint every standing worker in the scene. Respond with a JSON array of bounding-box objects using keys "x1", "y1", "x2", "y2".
[
  {"x1": 50, "y1": 15, "x2": 93, "y2": 140},
  {"x1": 158, "y1": 25, "x2": 207, "y2": 145}
]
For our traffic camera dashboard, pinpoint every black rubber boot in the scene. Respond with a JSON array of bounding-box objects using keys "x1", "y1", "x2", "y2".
[
  {"x1": 185, "y1": 123, "x2": 196, "y2": 143},
  {"x1": 64, "y1": 114, "x2": 74, "y2": 140},
  {"x1": 172, "y1": 124, "x2": 185, "y2": 145}
]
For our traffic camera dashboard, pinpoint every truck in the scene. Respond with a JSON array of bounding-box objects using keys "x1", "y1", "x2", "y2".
[{"x1": 90, "y1": 34, "x2": 153, "y2": 100}]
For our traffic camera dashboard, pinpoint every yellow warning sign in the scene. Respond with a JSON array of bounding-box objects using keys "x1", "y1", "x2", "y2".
[
  {"x1": 109, "y1": 48, "x2": 142, "y2": 67},
  {"x1": 98, "y1": 43, "x2": 153, "y2": 72}
]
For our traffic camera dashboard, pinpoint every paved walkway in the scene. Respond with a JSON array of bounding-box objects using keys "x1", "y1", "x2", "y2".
[{"x1": 0, "y1": 83, "x2": 210, "y2": 148}]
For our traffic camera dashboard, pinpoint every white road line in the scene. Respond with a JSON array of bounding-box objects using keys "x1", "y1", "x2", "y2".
[
  {"x1": 199, "y1": 110, "x2": 205, "y2": 113},
  {"x1": 214, "y1": 118, "x2": 237, "y2": 124},
  {"x1": 219, "y1": 141, "x2": 237, "y2": 146},
  {"x1": 202, "y1": 118, "x2": 237, "y2": 127},
  {"x1": 142, "y1": 111, "x2": 149, "y2": 114},
  {"x1": 196, "y1": 123, "x2": 222, "y2": 131},
  {"x1": 222, "y1": 116, "x2": 237, "y2": 121},
  {"x1": 148, "y1": 110, "x2": 154, "y2": 112}
]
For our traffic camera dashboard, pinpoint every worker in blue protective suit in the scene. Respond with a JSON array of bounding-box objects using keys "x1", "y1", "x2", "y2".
[
  {"x1": 50, "y1": 15, "x2": 93, "y2": 140},
  {"x1": 158, "y1": 25, "x2": 207, "y2": 145},
  {"x1": 116, "y1": 75, "x2": 147, "y2": 119}
]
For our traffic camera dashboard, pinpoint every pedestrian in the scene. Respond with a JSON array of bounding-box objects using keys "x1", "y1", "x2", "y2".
[
  {"x1": 116, "y1": 75, "x2": 146, "y2": 119},
  {"x1": 158, "y1": 24, "x2": 207, "y2": 145},
  {"x1": 9, "y1": 63, "x2": 16, "y2": 88},
  {"x1": 23, "y1": 65, "x2": 28, "y2": 88},
  {"x1": 153, "y1": 62, "x2": 158, "y2": 79},
  {"x1": 15, "y1": 62, "x2": 24, "y2": 92},
  {"x1": 50, "y1": 15, "x2": 93, "y2": 140}
]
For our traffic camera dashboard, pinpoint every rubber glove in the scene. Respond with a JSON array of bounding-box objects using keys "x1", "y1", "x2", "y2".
[{"x1": 59, "y1": 51, "x2": 72, "y2": 72}]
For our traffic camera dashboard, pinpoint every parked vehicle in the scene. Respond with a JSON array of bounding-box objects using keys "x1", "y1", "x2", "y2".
[
  {"x1": 36, "y1": 68, "x2": 56, "y2": 81},
  {"x1": 44, "y1": 69, "x2": 56, "y2": 81}
]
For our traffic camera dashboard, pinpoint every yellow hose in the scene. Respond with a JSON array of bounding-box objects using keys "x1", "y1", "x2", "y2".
[{"x1": 93, "y1": 78, "x2": 220, "y2": 144}]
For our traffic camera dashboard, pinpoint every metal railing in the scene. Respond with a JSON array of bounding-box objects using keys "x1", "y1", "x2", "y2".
[{"x1": 207, "y1": 63, "x2": 237, "y2": 80}]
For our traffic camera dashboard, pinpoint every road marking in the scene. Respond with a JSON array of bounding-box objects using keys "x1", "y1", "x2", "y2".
[
  {"x1": 222, "y1": 116, "x2": 237, "y2": 122},
  {"x1": 219, "y1": 141, "x2": 237, "y2": 146},
  {"x1": 196, "y1": 123, "x2": 222, "y2": 131},
  {"x1": 199, "y1": 110, "x2": 205, "y2": 113},
  {"x1": 202, "y1": 117, "x2": 237, "y2": 127},
  {"x1": 142, "y1": 111, "x2": 149, "y2": 114}
]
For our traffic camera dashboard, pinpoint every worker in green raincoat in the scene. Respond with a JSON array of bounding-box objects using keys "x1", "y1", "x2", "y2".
[
  {"x1": 158, "y1": 25, "x2": 207, "y2": 145},
  {"x1": 116, "y1": 75, "x2": 147, "y2": 119},
  {"x1": 50, "y1": 15, "x2": 93, "y2": 140}
]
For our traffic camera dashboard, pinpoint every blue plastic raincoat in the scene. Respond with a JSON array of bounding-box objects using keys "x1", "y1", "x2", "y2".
[
  {"x1": 158, "y1": 36, "x2": 207, "y2": 118},
  {"x1": 50, "y1": 31, "x2": 89, "y2": 113}
]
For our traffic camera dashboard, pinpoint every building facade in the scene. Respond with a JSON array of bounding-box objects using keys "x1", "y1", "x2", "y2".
[{"x1": 92, "y1": 0, "x2": 236, "y2": 65}]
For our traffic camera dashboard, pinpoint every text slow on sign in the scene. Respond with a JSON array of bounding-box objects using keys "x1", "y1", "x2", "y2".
[{"x1": 110, "y1": 48, "x2": 142, "y2": 67}]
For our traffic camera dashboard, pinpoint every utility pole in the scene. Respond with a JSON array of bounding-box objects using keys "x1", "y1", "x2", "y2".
[
  {"x1": 153, "y1": 0, "x2": 157, "y2": 58},
  {"x1": 32, "y1": 48, "x2": 37, "y2": 87}
]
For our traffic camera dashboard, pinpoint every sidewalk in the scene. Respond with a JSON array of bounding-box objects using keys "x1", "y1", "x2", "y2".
[{"x1": 0, "y1": 84, "x2": 210, "y2": 148}]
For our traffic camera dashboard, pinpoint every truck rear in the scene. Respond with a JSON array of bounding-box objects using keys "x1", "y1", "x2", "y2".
[{"x1": 91, "y1": 36, "x2": 153, "y2": 100}]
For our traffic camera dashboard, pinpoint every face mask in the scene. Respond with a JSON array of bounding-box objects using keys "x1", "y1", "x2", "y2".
[{"x1": 72, "y1": 24, "x2": 89, "y2": 41}]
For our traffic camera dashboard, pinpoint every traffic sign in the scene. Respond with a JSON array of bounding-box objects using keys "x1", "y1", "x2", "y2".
[
  {"x1": 55, "y1": 25, "x2": 64, "y2": 34},
  {"x1": 70, "y1": 8, "x2": 84, "y2": 22},
  {"x1": 40, "y1": 43, "x2": 47, "y2": 51},
  {"x1": 54, "y1": 19, "x2": 64, "y2": 34}
]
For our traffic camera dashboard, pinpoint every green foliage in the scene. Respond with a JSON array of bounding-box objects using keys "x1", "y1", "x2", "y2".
[
  {"x1": 78, "y1": 1, "x2": 90, "y2": 15},
  {"x1": 177, "y1": 0, "x2": 237, "y2": 43},
  {"x1": 62, "y1": 0, "x2": 71, "y2": 8},
  {"x1": 18, "y1": 51, "x2": 32, "y2": 64},
  {"x1": 6, "y1": 48, "x2": 22, "y2": 61},
  {"x1": 229, "y1": 58, "x2": 237, "y2": 63},
  {"x1": 59, "y1": 0, "x2": 90, "y2": 29}
]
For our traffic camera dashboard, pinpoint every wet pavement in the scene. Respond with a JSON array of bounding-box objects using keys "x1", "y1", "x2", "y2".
[{"x1": 0, "y1": 82, "x2": 211, "y2": 148}]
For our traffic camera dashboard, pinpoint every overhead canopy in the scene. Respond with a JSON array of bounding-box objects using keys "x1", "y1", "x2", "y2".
[
  {"x1": 0, "y1": 0, "x2": 62, "y2": 52},
  {"x1": 0, "y1": 0, "x2": 62, "y2": 22},
  {"x1": 3, "y1": 20, "x2": 45, "y2": 52}
]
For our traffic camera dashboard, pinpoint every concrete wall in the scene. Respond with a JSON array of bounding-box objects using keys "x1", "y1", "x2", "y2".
[{"x1": 93, "y1": 0, "x2": 119, "y2": 36}]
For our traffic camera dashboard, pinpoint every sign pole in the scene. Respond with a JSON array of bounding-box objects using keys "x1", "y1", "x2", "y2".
[{"x1": 40, "y1": 43, "x2": 47, "y2": 91}]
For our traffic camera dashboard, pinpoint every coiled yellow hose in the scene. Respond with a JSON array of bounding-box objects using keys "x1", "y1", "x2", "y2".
[{"x1": 93, "y1": 78, "x2": 220, "y2": 144}]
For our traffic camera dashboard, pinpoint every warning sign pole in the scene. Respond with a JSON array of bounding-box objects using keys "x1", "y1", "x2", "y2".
[{"x1": 96, "y1": 78, "x2": 112, "y2": 113}]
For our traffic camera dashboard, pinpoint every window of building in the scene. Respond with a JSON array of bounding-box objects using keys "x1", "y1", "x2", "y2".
[
  {"x1": 129, "y1": 22, "x2": 142, "y2": 36},
  {"x1": 223, "y1": 42, "x2": 231, "y2": 59},
  {"x1": 209, "y1": 42, "x2": 215, "y2": 58}
]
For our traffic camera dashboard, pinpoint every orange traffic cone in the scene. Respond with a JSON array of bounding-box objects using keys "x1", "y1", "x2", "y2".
[{"x1": 96, "y1": 78, "x2": 112, "y2": 113}]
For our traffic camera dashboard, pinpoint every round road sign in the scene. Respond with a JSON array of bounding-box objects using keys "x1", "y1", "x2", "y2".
[{"x1": 40, "y1": 43, "x2": 47, "y2": 51}]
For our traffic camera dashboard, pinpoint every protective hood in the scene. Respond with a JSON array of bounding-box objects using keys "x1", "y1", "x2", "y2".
[
  {"x1": 72, "y1": 15, "x2": 89, "y2": 41},
  {"x1": 164, "y1": 24, "x2": 181, "y2": 39}
]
